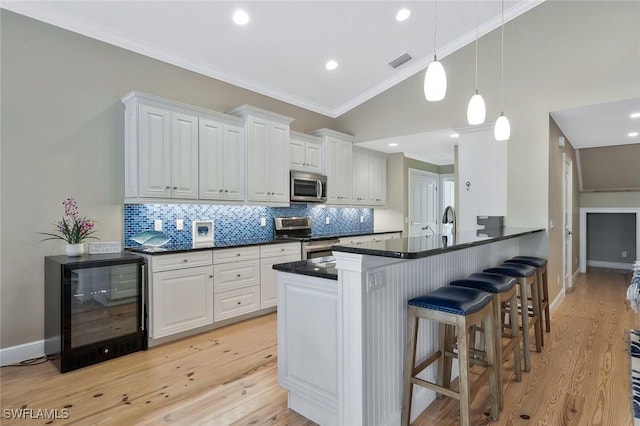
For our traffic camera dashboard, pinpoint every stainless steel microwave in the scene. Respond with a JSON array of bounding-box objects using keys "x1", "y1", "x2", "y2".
[{"x1": 290, "y1": 171, "x2": 327, "y2": 203}]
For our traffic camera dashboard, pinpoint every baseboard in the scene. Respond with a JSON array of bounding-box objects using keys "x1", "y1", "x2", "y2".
[
  {"x1": 587, "y1": 260, "x2": 633, "y2": 271},
  {"x1": 550, "y1": 287, "x2": 565, "y2": 313},
  {"x1": 0, "y1": 340, "x2": 44, "y2": 366}
]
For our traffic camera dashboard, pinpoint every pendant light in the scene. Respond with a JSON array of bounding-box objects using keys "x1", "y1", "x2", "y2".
[
  {"x1": 424, "y1": 0, "x2": 447, "y2": 101},
  {"x1": 466, "y1": 0, "x2": 486, "y2": 125},
  {"x1": 494, "y1": 0, "x2": 510, "y2": 141}
]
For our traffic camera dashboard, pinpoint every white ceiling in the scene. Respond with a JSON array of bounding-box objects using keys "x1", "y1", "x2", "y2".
[
  {"x1": 550, "y1": 97, "x2": 640, "y2": 149},
  {"x1": 357, "y1": 128, "x2": 458, "y2": 165},
  {"x1": 1, "y1": 0, "x2": 543, "y2": 118}
]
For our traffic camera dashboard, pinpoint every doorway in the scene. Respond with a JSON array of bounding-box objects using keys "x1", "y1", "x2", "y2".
[
  {"x1": 408, "y1": 168, "x2": 438, "y2": 237},
  {"x1": 563, "y1": 154, "x2": 573, "y2": 291}
]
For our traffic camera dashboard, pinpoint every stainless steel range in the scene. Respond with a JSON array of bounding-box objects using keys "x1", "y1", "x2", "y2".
[{"x1": 274, "y1": 216, "x2": 339, "y2": 259}]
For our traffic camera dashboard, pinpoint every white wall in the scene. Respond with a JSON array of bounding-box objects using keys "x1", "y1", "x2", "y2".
[{"x1": 457, "y1": 125, "x2": 507, "y2": 231}]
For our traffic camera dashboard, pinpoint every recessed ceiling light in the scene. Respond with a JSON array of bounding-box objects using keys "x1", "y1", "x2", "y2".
[
  {"x1": 325, "y1": 60, "x2": 338, "y2": 71},
  {"x1": 396, "y1": 8, "x2": 411, "y2": 22},
  {"x1": 388, "y1": 143, "x2": 399, "y2": 147},
  {"x1": 232, "y1": 9, "x2": 250, "y2": 25},
  {"x1": 450, "y1": 133, "x2": 460, "y2": 138},
  {"x1": 628, "y1": 131, "x2": 639, "y2": 137},
  {"x1": 631, "y1": 112, "x2": 640, "y2": 119}
]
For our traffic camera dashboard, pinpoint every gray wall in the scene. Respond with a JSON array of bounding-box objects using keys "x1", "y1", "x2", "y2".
[
  {"x1": 587, "y1": 213, "x2": 637, "y2": 263},
  {"x1": 0, "y1": 10, "x2": 336, "y2": 349}
]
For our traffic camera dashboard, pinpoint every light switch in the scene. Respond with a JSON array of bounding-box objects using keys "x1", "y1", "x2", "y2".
[
  {"x1": 260, "y1": 217, "x2": 266, "y2": 227},
  {"x1": 325, "y1": 217, "x2": 330, "y2": 225},
  {"x1": 176, "y1": 219, "x2": 184, "y2": 230},
  {"x1": 154, "y1": 220, "x2": 163, "y2": 231},
  {"x1": 360, "y1": 215, "x2": 364, "y2": 223}
]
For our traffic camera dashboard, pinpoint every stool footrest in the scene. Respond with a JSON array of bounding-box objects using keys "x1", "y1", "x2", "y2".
[
  {"x1": 411, "y1": 376, "x2": 460, "y2": 401},
  {"x1": 412, "y1": 351, "x2": 442, "y2": 376}
]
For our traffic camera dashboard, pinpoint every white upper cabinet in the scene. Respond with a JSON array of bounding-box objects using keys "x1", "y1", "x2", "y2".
[
  {"x1": 199, "y1": 116, "x2": 245, "y2": 201},
  {"x1": 352, "y1": 147, "x2": 387, "y2": 207},
  {"x1": 313, "y1": 129, "x2": 354, "y2": 205},
  {"x1": 290, "y1": 131, "x2": 323, "y2": 173},
  {"x1": 122, "y1": 91, "x2": 245, "y2": 203},
  {"x1": 229, "y1": 105, "x2": 294, "y2": 205}
]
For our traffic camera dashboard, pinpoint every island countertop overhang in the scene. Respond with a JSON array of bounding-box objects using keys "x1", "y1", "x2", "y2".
[{"x1": 331, "y1": 227, "x2": 544, "y2": 260}]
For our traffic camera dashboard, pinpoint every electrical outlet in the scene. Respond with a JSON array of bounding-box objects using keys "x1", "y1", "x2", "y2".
[
  {"x1": 622, "y1": 251, "x2": 628, "y2": 258},
  {"x1": 326, "y1": 217, "x2": 330, "y2": 225},
  {"x1": 154, "y1": 220, "x2": 162, "y2": 231},
  {"x1": 360, "y1": 215, "x2": 364, "y2": 223},
  {"x1": 260, "y1": 217, "x2": 266, "y2": 227},
  {"x1": 176, "y1": 219, "x2": 184, "y2": 230},
  {"x1": 366, "y1": 271, "x2": 386, "y2": 292}
]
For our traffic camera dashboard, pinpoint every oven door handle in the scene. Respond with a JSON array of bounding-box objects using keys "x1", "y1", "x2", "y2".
[{"x1": 316, "y1": 180, "x2": 321, "y2": 200}]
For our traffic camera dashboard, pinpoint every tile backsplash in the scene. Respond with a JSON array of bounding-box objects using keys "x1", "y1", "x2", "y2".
[{"x1": 124, "y1": 204, "x2": 374, "y2": 247}]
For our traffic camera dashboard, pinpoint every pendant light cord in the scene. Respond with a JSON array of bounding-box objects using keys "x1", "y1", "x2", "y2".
[
  {"x1": 500, "y1": 0, "x2": 505, "y2": 111},
  {"x1": 433, "y1": 0, "x2": 438, "y2": 61},
  {"x1": 474, "y1": 0, "x2": 479, "y2": 94}
]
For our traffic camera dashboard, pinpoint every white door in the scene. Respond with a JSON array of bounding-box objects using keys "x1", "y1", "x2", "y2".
[
  {"x1": 139, "y1": 104, "x2": 171, "y2": 198},
  {"x1": 305, "y1": 142, "x2": 323, "y2": 173},
  {"x1": 440, "y1": 174, "x2": 455, "y2": 233},
  {"x1": 563, "y1": 154, "x2": 573, "y2": 291},
  {"x1": 336, "y1": 139, "x2": 353, "y2": 203},
  {"x1": 222, "y1": 124, "x2": 245, "y2": 201},
  {"x1": 289, "y1": 137, "x2": 306, "y2": 170},
  {"x1": 247, "y1": 118, "x2": 269, "y2": 202},
  {"x1": 269, "y1": 123, "x2": 290, "y2": 203},
  {"x1": 170, "y1": 112, "x2": 199, "y2": 199},
  {"x1": 198, "y1": 118, "x2": 225, "y2": 200},
  {"x1": 408, "y1": 169, "x2": 438, "y2": 237}
]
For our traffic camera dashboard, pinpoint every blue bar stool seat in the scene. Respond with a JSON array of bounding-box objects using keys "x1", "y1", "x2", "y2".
[
  {"x1": 505, "y1": 256, "x2": 550, "y2": 334},
  {"x1": 483, "y1": 262, "x2": 543, "y2": 373},
  {"x1": 450, "y1": 272, "x2": 522, "y2": 409},
  {"x1": 401, "y1": 286, "x2": 499, "y2": 426}
]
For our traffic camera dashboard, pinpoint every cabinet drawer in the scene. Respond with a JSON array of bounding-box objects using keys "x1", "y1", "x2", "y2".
[
  {"x1": 152, "y1": 251, "x2": 212, "y2": 272},
  {"x1": 260, "y1": 242, "x2": 300, "y2": 258},
  {"x1": 214, "y1": 285, "x2": 260, "y2": 322},
  {"x1": 213, "y1": 246, "x2": 259, "y2": 264},
  {"x1": 213, "y1": 259, "x2": 260, "y2": 293}
]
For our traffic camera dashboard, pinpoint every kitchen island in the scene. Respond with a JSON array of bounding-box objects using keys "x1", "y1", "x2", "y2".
[{"x1": 274, "y1": 227, "x2": 545, "y2": 426}]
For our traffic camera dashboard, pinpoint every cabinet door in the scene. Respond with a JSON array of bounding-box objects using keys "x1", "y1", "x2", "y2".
[
  {"x1": 352, "y1": 151, "x2": 369, "y2": 204},
  {"x1": 324, "y1": 139, "x2": 340, "y2": 204},
  {"x1": 247, "y1": 118, "x2": 269, "y2": 202},
  {"x1": 151, "y1": 266, "x2": 213, "y2": 338},
  {"x1": 139, "y1": 104, "x2": 171, "y2": 198},
  {"x1": 269, "y1": 123, "x2": 290, "y2": 203},
  {"x1": 260, "y1": 254, "x2": 301, "y2": 309},
  {"x1": 198, "y1": 118, "x2": 225, "y2": 200},
  {"x1": 213, "y1": 259, "x2": 260, "y2": 293},
  {"x1": 289, "y1": 138, "x2": 306, "y2": 171},
  {"x1": 170, "y1": 112, "x2": 199, "y2": 199},
  {"x1": 305, "y1": 142, "x2": 323, "y2": 173},
  {"x1": 336, "y1": 140, "x2": 353, "y2": 203},
  {"x1": 368, "y1": 155, "x2": 386, "y2": 205},
  {"x1": 222, "y1": 124, "x2": 245, "y2": 201}
]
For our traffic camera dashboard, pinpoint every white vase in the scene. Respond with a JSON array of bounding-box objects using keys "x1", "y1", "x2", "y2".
[{"x1": 65, "y1": 243, "x2": 84, "y2": 257}]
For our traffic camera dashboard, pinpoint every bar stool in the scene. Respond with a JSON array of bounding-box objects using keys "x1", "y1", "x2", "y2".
[
  {"x1": 505, "y1": 256, "x2": 550, "y2": 334},
  {"x1": 401, "y1": 286, "x2": 499, "y2": 426},
  {"x1": 450, "y1": 272, "x2": 522, "y2": 409},
  {"x1": 484, "y1": 263, "x2": 542, "y2": 373}
]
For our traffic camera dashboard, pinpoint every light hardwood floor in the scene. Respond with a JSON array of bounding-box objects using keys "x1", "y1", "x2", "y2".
[{"x1": 0, "y1": 268, "x2": 634, "y2": 425}]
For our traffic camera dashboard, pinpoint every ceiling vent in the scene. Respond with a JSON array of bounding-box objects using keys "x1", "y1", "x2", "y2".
[{"x1": 388, "y1": 53, "x2": 412, "y2": 69}]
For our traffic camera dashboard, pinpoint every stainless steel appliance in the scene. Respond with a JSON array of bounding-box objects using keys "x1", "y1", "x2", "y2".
[
  {"x1": 290, "y1": 171, "x2": 327, "y2": 203},
  {"x1": 274, "y1": 216, "x2": 339, "y2": 259}
]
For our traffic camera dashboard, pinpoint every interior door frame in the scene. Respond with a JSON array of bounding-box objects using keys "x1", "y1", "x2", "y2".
[
  {"x1": 579, "y1": 207, "x2": 640, "y2": 273},
  {"x1": 562, "y1": 153, "x2": 573, "y2": 291},
  {"x1": 408, "y1": 168, "x2": 439, "y2": 237}
]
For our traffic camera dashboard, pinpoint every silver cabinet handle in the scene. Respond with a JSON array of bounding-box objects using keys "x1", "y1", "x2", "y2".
[
  {"x1": 173, "y1": 186, "x2": 177, "y2": 190},
  {"x1": 219, "y1": 189, "x2": 224, "y2": 192},
  {"x1": 183, "y1": 259, "x2": 188, "y2": 262},
  {"x1": 140, "y1": 262, "x2": 146, "y2": 331},
  {"x1": 165, "y1": 186, "x2": 171, "y2": 189}
]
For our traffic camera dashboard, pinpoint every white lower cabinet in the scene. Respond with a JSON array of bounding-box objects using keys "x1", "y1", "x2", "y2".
[
  {"x1": 151, "y1": 265, "x2": 214, "y2": 339},
  {"x1": 260, "y1": 242, "x2": 301, "y2": 309},
  {"x1": 214, "y1": 285, "x2": 261, "y2": 322},
  {"x1": 213, "y1": 246, "x2": 261, "y2": 322}
]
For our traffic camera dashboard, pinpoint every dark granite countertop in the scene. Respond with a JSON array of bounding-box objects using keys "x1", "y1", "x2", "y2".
[
  {"x1": 125, "y1": 230, "x2": 402, "y2": 255},
  {"x1": 332, "y1": 227, "x2": 544, "y2": 259},
  {"x1": 272, "y1": 256, "x2": 338, "y2": 280}
]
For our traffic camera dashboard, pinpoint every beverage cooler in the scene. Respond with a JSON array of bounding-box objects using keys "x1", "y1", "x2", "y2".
[{"x1": 45, "y1": 252, "x2": 147, "y2": 373}]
